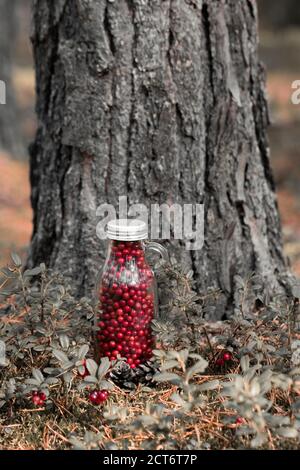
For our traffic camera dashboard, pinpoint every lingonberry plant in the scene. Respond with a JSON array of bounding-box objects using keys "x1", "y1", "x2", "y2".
[{"x1": 0, "y1": 254, "x2": 300, "y2": 450}]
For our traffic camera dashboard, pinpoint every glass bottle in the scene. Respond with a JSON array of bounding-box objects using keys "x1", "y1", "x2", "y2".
[{"x1": 94, "y1": 219, "x2": 168, "y2": 368}]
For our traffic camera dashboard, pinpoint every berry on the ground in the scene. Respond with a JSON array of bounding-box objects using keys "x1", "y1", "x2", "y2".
[
  {"x1": 88, "y1": 389, "x2": 109, "y2": 405},
  {"x1": 31, "y1": 391, "x2": 47, "y2": 406},
  {"x1": 223, "y1": 352, "x2": 232, "y2": 362},
  {"x1": 216, "y1": 358, "x2": 224, "y2": 367},
  {"x1": 88, "y1": 390, "x2": 99, "y2": 405}
]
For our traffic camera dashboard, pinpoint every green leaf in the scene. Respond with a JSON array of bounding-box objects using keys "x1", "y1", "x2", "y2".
[
  {"x1": 99, "y1": 380, "x2": 114, "y2": 390},
  {"x1": 11, "y1": 252, "x2": 22, "y2": 267},
  {"x1": 169, "y1": 349, "x2": 189, "y2": 363},
  {"x1": 23, "y1": 267, "x2": 42, "y2": 277},
  {"x1": 160, "y1": 360, "x2": 178, "y2": 371},
  {"x1": 84, "y1": 376, "x2": 98, "y2": 384},
  {"x1": 61, "y1": 361, "x2": 74, "y2": 370},
  {"x1": 97, "y1": 357, "x2": 110, "y2": 379},
  {"x1": 25, "y1": 378, "x2": 40, "y2": 386},
  {"x1": 86, "y1": 359, "x2": 98, "y2": 377},
  {"x1": 32, "y1": 368, "x2": 44, "y2": 384},
  {"x1": 276, "y1": 427, "x2": 298, "y2": 438},
  {"x1": 77, "y1": 383, "x2": 89, "y2": 391},
  {"x1": 40, "y1": 263, "x2": 46, "y2": 272},
  {"x1": 52, "y1": 349, "x2": 69, "y2": 364},
  {"x1": 171, "y1": 393, "x2": 187, "y2": 406},
  {"x1": 240, "y1": 355, "x2": 250, "y2": 373},
  {"x1": 45, "y1": 377, "x2": 59, "y2": 385},
  {"x1": 78, "y1": 344, "x2": 89, "y2": 360},
  {"x1": 251, "y1": 432, "x2": 268, "y2": 448},
  {"x1": 198, "y1": 380, "x2": 219, "y2": 392},
  {"x1": 153, "y1": 372, "x2": 181, "y2": 384},
  {"x1": 77, "y1": 365, "x2": 85, "y2": 376},
  {"x1": 63, "y1": 372, "x2": 73, "y2": 384},
  {"x1": 186, "y1": 358, "x2": 208, "y2": 380},
  {"x1": 33, "y1": 345, "x2": 47, "y2": 352},
  {"x1": 138, "y1": 416, "x2": 156, "y2": 425},
  {"x1": 43, "y1": 367, "x2": 61, "y2": 375},
  {"x1": 178, "y1": 349, "x2": 189, "y2": 363},
  {"x1": 152, "y1": 349, "x2": 166, "y2": 358},
  {"x1": 59, "y1": 334, "x2": 70, "y2": 350}
]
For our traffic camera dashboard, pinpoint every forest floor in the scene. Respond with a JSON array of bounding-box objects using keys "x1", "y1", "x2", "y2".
[{"x1": 0, "y1": 252, "x2": 300, "y2": 450}]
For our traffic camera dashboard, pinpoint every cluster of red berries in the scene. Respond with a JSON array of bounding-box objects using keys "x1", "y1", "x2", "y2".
[
  {"x1": 89, "y1": 389, "x2": 109, "y2": 405},
  {"x1": 96, "y1": 240, "x2": 155, "y2": 368},
  {"x1": 31, "y1": 391, "x2": 47, "y2": 406},
  {"x1": 215, "y1": 351, "x2": 233, "y2": 367}
]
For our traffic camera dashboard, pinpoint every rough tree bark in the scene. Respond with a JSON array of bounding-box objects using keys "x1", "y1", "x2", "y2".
[
  {"x1": 0, "y1": 0, "x2": 24, "y2": 157},
  {"x1": 28, "y1": 0, "x2": 292, "y2": 318}
]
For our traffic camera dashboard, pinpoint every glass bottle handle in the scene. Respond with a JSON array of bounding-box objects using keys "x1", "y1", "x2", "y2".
[
  {"x1": 145, "y1": 242, "x2": 168, "y2": 321},
  {"x1": 145, "y1": 241, "x2": 169, "y2": 264}
]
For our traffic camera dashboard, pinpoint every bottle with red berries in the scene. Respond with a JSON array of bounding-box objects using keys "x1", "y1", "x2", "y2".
[{"x1": 95, "y1": 219, "x2": 168, "y2": 369}]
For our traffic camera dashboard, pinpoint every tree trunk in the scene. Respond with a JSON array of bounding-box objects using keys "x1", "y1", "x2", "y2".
[
  {"x1": 28, "y1": 0, "x2": 291, "y2": 318},
  {"x1": 0, "y1": 0, "x2": 24, "y2": 157}
]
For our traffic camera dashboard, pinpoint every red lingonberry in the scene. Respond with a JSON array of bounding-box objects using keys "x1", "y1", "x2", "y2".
[
  {"x1": 223, "y1": 352, "x2": 232, "y2": 362},
  {"x1": 32, "y1": 396, "x2": 41, "y2": 406},
  {"x1": 31, "y1": 391, "x2": 46, "y2": 406},
  {"x1": 89, "y1": 390, "x2": 109, "y2": 405},
  {"x1": 89, "y1": 391, "x2": 99, "y2": 404},
  {"x1": 96, "y1": 390, "x2": 109, "y2": 404},
  {"x1": 236, "y1": 417, "x2": 243, "y2": 424},
  {"x1": 216, "y1": 358, "x2": 224, "y2": 367}
]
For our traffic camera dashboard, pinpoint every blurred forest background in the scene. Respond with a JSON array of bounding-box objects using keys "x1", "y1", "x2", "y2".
[{"x1": 0, "y1": 0, "x2": 299, "y2": 275}]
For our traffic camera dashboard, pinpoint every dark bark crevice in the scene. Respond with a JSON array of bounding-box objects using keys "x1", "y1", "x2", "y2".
[
  {"x1": 202, "y1": 2, "x2": 215, "y2": 105},
  {"x1": 104, "y1": 2, "x2": 116, "y2": 57}
]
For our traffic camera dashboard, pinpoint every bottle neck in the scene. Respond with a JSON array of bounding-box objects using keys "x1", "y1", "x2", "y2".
[{"x1": 107, "y1": 239, "x2": 145, "y2": 265}]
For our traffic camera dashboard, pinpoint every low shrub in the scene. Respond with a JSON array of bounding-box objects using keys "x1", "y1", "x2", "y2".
[{"x1": 0, "y1": 254, "x2": 300, "y2": 450}]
